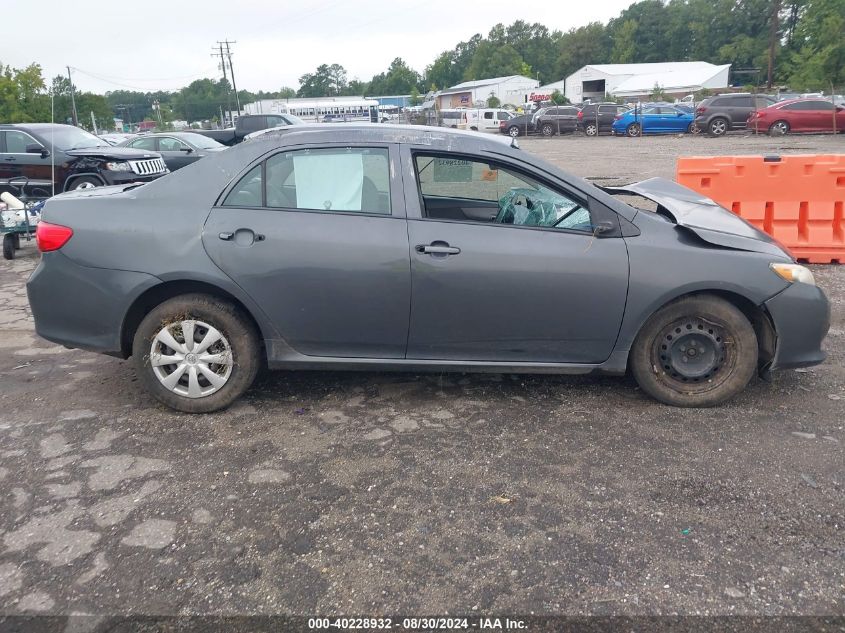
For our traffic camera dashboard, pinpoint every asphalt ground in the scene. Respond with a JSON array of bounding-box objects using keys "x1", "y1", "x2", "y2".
[{"x1": 0, "y1": 132, "x2": 842, "y2": 629}]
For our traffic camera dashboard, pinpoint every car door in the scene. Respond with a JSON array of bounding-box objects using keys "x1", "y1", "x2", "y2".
[
  {"x1": 202, "y1": 144, "x2": 411, "y2": 359},
  {"x1": 806, "y1": 100, "x2": 836, "y2": 131},
  {"x1": 157, "y1": 136, "x2": 194, "y2": 171},
  {"x1": 401, "y1": 147, "x2": 629, "y2": 364},
  {"x1": 1, "y1": 130, "x2": 53, "y2": 198},
  {"x1": 728, "y1": 96, "x2": 752, "y2": 128}
]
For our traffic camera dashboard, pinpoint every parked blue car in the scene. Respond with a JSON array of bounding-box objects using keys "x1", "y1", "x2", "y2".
[{"x1": 612, "y1": 105, "x2": 698, "y2": 136}]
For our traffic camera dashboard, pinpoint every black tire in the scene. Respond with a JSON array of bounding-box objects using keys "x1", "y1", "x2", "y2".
[
  {"x1": 13, "y1": 233, "x2": 21, "y2": 249},
  {"x1": 687, "y1": 122, "x2": 700, "y2": 134},
  {"x1": 2, "y1": 234, "x2": 15, "y2": 260},
  {"x1": 507, "y1": 125, "x2": 521, "y2": 138},
  {"x1": 66, "y1": 176, "x2": 103, "y2": 191},
  {"x1": 629, "y1": 295, "x2": 758, "y2": 407},
  {"x1": 541, "y1": 123, "x2": 554, "y2": 137},
  {"x1": 626, "y1": 122, "x2": 641, "y2": 137},
  {"x1": 769, "y1": 120, "x2": 790, "y2": 136},
  {"x1": 708, "y1": 117, "x2": 729, "y2": 137},
  {"x1": 132, "y1": 293, "x2": 260, "y2": 413},
  {"x1": 584, "y1": 122, "x2": 599, "y2": 136}
]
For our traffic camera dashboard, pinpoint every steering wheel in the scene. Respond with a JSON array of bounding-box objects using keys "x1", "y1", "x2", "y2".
[{"x1": 494, "y1": 188, "x2": 535, "y2": 224}]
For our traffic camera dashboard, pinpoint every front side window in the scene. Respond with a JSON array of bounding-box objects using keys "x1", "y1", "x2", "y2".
[
  {"x1": 5, "y1": 131, "x2": 40, "y2": 153},
  {"x1": 414, "y1": 154, "x2": 593, "y2": 232},
  {"x1": 130, "y1": 137, "x2": 157, "y2": 151},
  {"x1": 224, "y1": 148, "x2": 391, "y2": 214},
  {"x1": 159, "y1": 137, "x2": 188, "y2": 152}
]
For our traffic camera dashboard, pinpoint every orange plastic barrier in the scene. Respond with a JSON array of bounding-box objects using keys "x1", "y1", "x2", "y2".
[{"x1": 675, "y1": 154, "x2": 845, "y2": 264}]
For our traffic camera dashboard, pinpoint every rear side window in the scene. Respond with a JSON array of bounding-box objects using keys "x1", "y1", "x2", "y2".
[
  {"x1": 129, "y1": 137, "x2": 157, "y2": 151},
  {"x1": 224, "y1": 148, "x2": 391, "y2": 214}
]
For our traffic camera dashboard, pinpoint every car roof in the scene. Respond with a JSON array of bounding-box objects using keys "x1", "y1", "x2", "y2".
[
  {"x1": 0, "y1": 123, "x2": 79, "y2": 130},
  {"x1": 249, "y1": 124, "x2": 517, "y2": 150},
  {"x1": 771, "y1": 97, "x2": 832, "y2": 106}
]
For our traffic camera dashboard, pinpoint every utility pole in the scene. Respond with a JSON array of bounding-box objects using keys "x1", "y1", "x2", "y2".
[
  {"x1": 66, "y1": 66, "x2": 79, "y2": 126},
  {"x1": 767, "y1": 0, "x2": 780, "y2": 89},
  {"x1": 211, "y1": 43, "x2": 233, "y2": 126},
  {"x1": 221, "y1": 39, "x2": 241, "y2": 116}
]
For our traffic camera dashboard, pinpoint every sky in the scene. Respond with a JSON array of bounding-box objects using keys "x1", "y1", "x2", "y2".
[{"x1": 2, "y1": 0, "x2": 634, "y2": 94}]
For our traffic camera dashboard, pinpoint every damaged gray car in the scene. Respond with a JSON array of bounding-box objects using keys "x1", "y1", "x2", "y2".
[{"x1": 27, "y1": 126, "x2": 829, "y2": 412}]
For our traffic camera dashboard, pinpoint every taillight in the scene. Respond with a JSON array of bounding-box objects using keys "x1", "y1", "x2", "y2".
[
  {"x1": 696, "y1": 106, "x2": 706, "y2": 115},
  {"x1": 614, "y1": 114, "x2": 622, "y2": 120},
  {"x1": 36, "y1": 221, "x2": 73, "y2": 252},
  {"x1": 577, "y1": 111, "x2": 584, "y2": 119}
]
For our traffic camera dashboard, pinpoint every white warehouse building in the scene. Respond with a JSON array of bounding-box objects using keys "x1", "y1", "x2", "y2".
[
  {"x1": 542, "y1": 62, "x2": 731, "y2": 104},
  {"x1": 437, "y1": 75, "x2": 540, "y2": 109}
]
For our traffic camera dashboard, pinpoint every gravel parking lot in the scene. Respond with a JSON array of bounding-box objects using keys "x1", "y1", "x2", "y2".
[{"x1": 0, "y1": 133, "x2": 842, "y2": 624}]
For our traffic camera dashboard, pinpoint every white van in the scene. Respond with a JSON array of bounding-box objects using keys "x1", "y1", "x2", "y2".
[
  {"x1": 465, "y1": 108, "x2": 515, "y2": 132},
  {"x1": 439, "y1": 109, "x2": 469, "y2": 129}
]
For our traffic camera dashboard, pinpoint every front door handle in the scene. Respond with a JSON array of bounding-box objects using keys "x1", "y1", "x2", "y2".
[
  {"x1": 219, "y1": 232, "x2": 234, "y2": 241},
  {"x1": 218, "y1": 229, "x2": 266, "y2": 244},
  {"x1": 415, "y1": 243, "x2": 461, "y2": 256}
]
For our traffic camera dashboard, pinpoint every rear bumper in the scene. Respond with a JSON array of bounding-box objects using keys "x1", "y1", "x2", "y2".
[
  {"x1": 26, "y1": 251, "x2": 159, "y2": 355},
  {"x1": 766, "y1": 282, "x2": 830, "y2": 370}
]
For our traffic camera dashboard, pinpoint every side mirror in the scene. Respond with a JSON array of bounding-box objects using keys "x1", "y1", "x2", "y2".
[
  {"x1": 180, "y1": 147, "x2": 194, "y2": 153},
  {"x1": 594, "y1": 220, "x2": 615, "y2": 236},
  {"x1": 26, "y1": 144, "x2": 49, "y2": 157}
]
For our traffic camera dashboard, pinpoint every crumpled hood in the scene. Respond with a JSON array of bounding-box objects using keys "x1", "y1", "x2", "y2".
[
  {"x1": 65, "y1": 146, "x2": 161, "y2": 161},
  {"x1": 604, "y1": 177, "x2": 791, "y2": 259}
]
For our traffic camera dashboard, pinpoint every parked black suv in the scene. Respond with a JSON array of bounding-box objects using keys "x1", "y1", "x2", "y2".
[
  {"x1": 533, "y1": 106, "x2": 579, "y2": 136},
  {"x1": 0, "y1": 123, "x2": 168, "y2": 199},
  {"x1": 694, "y1": 93, "x2": 778, "y2": 136},
  {"x1": 577, "y1": 103, "x2": 630, "y2": 136}
]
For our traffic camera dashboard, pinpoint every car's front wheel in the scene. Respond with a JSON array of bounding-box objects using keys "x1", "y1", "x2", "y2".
[
  {"x1": 507, "y1": 125, "x2": 521, "y2": 138},
  {"x1": 132, "y1": 293, "x2": 260, "y2": 413},
  {"x1": 629, "y1": 295, "x2": 758, "y2": 407},
  {"x1": 68, "y1": 176, "x2": 102, "y2": 191}
]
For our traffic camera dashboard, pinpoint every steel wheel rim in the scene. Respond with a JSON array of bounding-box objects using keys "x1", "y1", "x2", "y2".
[
  {"x1": 651, "y1": 317, "x2": 735, "y2": 393},
  {"x1": 75, "y1": 181, "x2": 97, "y2": 190},
  {"x1": 149, "y1": 319, "x2": 233, "y2": 399},
  {"x1": 711, "y1": 120, "x2": 727, "y2": 135},
  {"x1": 508, "y1": 127, "x2": 519, "y2": 137}
]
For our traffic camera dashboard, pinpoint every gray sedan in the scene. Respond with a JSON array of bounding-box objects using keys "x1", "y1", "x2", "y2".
[
  {"x1": 119, "y1": 132, "x2": 226, "y2": 171},
  {"x1": 27, "y1": 126, "x2": 829, "y2": 413}
]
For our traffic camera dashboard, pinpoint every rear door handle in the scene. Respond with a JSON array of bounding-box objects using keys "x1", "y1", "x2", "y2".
[{"x1": 415, "y1": 243, "x2": 461, "y2": 255}]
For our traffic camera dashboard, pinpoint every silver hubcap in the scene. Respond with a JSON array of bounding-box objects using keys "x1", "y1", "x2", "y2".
[
  {"x1": 509, "y1": 127, "x2": 519, "y2": 137},
  {"x1": 149, "y1": 319, "x2": 233, "y2": 399},
  {"x1": 712, "y1": 120, "x2": 726, "y2": 135},
  {"x1": 774, "y1": 122, "x2": 788, "y2": 134},
  {"x1": 586, "y1": 125, "x2": 597, "y2": 135},
  {"x1": 75, "y1": 181, "x2": 96, "y2": 190}
]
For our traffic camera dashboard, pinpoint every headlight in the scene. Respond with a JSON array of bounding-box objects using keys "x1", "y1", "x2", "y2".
[
  {"x1": 770, "y1": 262, "x2": 815, "y2": 286},
  {"x1": 104, "y1": 161, "x2": 132, "y2": 171}
]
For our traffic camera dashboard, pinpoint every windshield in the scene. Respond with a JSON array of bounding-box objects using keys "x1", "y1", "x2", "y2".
[
  {"x1": 50, "y1": 126, "x2": 111, "y2": 151},
  {"x1": 180, "y1": 133, "x2": 225, "y2": 149},
  {"x1": 282, "y1": 114, "x2": 306, "y2": 126}
]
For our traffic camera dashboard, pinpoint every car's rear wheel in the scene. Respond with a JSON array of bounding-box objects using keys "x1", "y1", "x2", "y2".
[
  {"x1": 132, "y1": 293, "x2": 260, "y2": 413},
  {"x1": 541, "y1": 123, "x2": 554, "y2": 137},
  {"x1": 769, "y1": 120, "x2": 790, "y2": 136},
  {"x1": 708, "y1": 117, "x2": 729, "y2": 136},
  {"x1": 507, "y1": 125, "x2": 521, "y2": 138},
  {"x1": 629, "y1": 295, "x2": 758, "y2": 407},
  {"x1": 68, "y1": 176, "x2": 102, "y2": 191},
  {"x1": 687, "y1": 122, "x2": 700, "y2": 134},
  {"x1": 584, "y1": 123, "x2": 598, "y2": 136},
  {"x1": 626, "y1": 123, "x2": 641, "y2": 137}
]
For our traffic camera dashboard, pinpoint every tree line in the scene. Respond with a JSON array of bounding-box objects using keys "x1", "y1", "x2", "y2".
[{"x1": 1, "y1": 0, "x2": 842, "y2": 127}]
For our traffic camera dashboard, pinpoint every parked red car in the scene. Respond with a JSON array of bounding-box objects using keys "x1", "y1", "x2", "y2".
[{"x1": 748, "y1": 98, "x2": 845, "y2": 135}]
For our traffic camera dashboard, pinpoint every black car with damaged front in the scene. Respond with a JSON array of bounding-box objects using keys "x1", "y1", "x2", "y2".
[{"x1": 0, "y1": 123, "x2": 168, "y2": 199}]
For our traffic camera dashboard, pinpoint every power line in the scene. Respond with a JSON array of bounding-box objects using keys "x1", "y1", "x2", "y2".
[{"x1": 211, "y1": 43, "x2": 234, "y2": 124}]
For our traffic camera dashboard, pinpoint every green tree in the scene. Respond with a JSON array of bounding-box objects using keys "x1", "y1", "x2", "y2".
[
  {"x1": 368, "y1": 58, "x2": 421, "y2": 95},
  {"x1": 465, "y1": 42, "x2": 530, "y2": 81},
  {"x1": 486, "y1": 92, "x2": 501, "y2": 107},
  {"x1": 297, "y1": 63, "x2": 348, "y2": 97}
]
